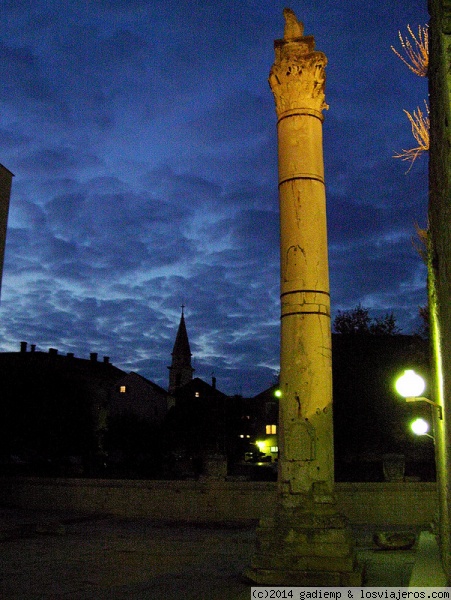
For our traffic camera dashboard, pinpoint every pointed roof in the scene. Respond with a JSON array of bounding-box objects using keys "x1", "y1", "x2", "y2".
[
  {"x1": 168, "y1": 307, "x2": 194, "y2": 394},
  {"x1": 171, "y1": 307, "x2": 191, "y2": 359}
]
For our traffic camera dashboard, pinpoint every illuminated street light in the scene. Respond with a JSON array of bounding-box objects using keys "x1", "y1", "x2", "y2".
[
  {"x1": 396, "y1": 369, "x2": 425, "y2": 397},
  {"x1": 395, "y1": 369, "x2": 443, "y2": 420},
  {"x1": 274, "y1": 389, "x2": 282, "y2": 398},
  {"x1": 410, "y1": 417, "x2": 434, "y2": 439}
]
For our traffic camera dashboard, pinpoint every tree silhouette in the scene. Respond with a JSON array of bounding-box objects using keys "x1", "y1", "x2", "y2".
[{"x1": 333, "y1": 304, "x2": 401, "y2": 335}]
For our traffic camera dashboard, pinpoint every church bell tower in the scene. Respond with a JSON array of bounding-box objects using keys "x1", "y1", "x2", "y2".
[{"x1": 168, "y1": 306, "x2": 194, "y2": 394}]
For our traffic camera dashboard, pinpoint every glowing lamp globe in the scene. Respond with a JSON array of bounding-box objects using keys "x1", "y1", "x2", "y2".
[
  {"x1": 410, "y1": 418, "x2": 429, "y2": 436},
  {"x1": 396, "y1": 369, "x2": 425, "y2": 398}
]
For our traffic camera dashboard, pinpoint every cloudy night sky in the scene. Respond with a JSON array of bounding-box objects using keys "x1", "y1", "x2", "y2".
[{"x1": 1, "y1": 0, "x2": 429, "y2": 396}]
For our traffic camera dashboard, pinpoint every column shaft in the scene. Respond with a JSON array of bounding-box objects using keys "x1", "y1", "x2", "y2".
[
  {"x1": 245, "y1": 10, "x2": 361, "y2": 585},
  {"x1": 275, "y1": 65, "x2": 333, "y2": 508}
]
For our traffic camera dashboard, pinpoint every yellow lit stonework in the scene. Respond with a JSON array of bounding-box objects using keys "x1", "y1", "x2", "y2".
[{"x1": 245, "y1": 9, "x2": 361, "y2": 586}]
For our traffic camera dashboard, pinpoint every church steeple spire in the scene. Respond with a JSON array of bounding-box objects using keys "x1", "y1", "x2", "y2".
[{"x1": 168, "y1": 306, "x2": 194, "y2": 394}]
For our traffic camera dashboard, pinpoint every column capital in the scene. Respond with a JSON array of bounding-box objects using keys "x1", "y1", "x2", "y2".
[{"x1": 269, "y1": 11, "x2": 328, "y2": 118}]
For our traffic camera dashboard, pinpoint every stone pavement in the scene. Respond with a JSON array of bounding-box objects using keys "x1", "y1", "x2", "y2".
[
  {"x1": 0, "y1": 508, "x2": 445, "y2": 599},
  {"x1": 409, "y1": 531, "x2": 447, "y2": 587}
]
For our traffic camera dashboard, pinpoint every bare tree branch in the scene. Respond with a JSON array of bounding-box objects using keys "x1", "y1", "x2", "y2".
[
  {"x1": 391, "y1": 24, "x2": 429, "y2": 77},
  {"x1": 394, "y1": 102, "x2": 429, "y2": 169}
]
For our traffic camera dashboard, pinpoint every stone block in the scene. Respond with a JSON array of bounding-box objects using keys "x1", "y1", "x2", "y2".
[
  {"x1": 312, "y1": 527, "x2": 352, "y2": 544},
  {"x1": 283, "y1": 528, "x2": 309, "y2": 545},
  {"x1": 312, "y1": 541, "x2": 353, "y2": 558}
]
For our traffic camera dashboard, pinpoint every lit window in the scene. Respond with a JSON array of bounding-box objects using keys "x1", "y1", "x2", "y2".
[
  {"x1": 270, "y1": 446, "x2": 279, "y2": 453},
  {"x1": 195, "y1": 392, "x2": 200, "y2": 398},
  {"x1": 266, "y1": 424, "x2": 277, "y2": 435},
  {"x1": 120, "y1": 385, "x2": 126, "y2": 393}
]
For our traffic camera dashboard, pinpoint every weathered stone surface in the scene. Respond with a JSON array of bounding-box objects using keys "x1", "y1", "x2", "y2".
[
  {"x1": 246, "y1": 9, "x2": 360, "y2": 585},
  {"x1": 271, "y1": 9, "x2": 334, "y2": 506}
]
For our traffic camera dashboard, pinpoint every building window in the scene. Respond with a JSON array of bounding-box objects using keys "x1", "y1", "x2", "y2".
[
  {"x1": 195, "y1": 392, "x2": 200, "y2": 398},
  {"x1": 120, "y1": 385, "x2": 126, "y2": 393},
  {"x1": 266, "y1": 424, "x2": 277, "y2": 435},
  {"x1": 270, "y1": 446, "x2": 279, "y2": 453}
]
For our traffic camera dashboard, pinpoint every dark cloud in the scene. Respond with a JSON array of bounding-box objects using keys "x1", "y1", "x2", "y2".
[
  {"x1": 186, "y1": 91, "x2": 274, "y2": 144},
  {"x1": 18, "y1": 147, "x2": 102, "y2": 175},
  {"x1": 0, "y1": 0, "x2": 429, "y2": 395},
  {"x1": 0, "y1": 42, "x2": 55, "y2": 102}
]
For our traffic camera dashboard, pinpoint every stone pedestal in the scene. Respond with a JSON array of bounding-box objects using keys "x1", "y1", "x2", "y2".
[
  {"x1": 245, "y1": 493, "x2": 361, "y2": 586},
  {"x1": 245, "y1": 10, "x2": 361, "y2": 585}
]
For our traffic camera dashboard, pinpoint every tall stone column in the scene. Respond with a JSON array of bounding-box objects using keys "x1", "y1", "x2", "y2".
[{"x1": 245, "y1": 10, "x2": 360, "y2": 586}]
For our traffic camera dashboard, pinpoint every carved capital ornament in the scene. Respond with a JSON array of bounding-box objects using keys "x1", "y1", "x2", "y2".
[{"x1": 269, "y1": 10, "x2": 328, "y2": 118}]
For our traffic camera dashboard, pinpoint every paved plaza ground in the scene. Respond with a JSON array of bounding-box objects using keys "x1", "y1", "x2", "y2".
[{"x1": 0, "y1": 507, "x2": 445, "y2": 599}]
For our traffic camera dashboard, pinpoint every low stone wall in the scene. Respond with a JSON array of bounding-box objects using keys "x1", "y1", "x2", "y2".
[
  {"x1": 336, "y1": 482, "x2": 437, "y2": 526},
  {"x1": 0, "y1": 478, "x2": 437, "y2": 526}
]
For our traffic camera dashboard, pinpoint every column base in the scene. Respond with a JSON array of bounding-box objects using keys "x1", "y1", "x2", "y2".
[{"x1": 244, "y1": 506, "x2": 363, "y2": 587}]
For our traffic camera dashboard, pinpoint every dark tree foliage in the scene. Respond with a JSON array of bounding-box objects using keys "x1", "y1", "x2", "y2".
[{"x1": 333, "y1": 304, "x2": 401, "y2": 335}]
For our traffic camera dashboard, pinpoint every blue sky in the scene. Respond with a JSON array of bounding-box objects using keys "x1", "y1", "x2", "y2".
[{"x1": 1, "y1": 0, "x2": 429, "y2": 395}]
